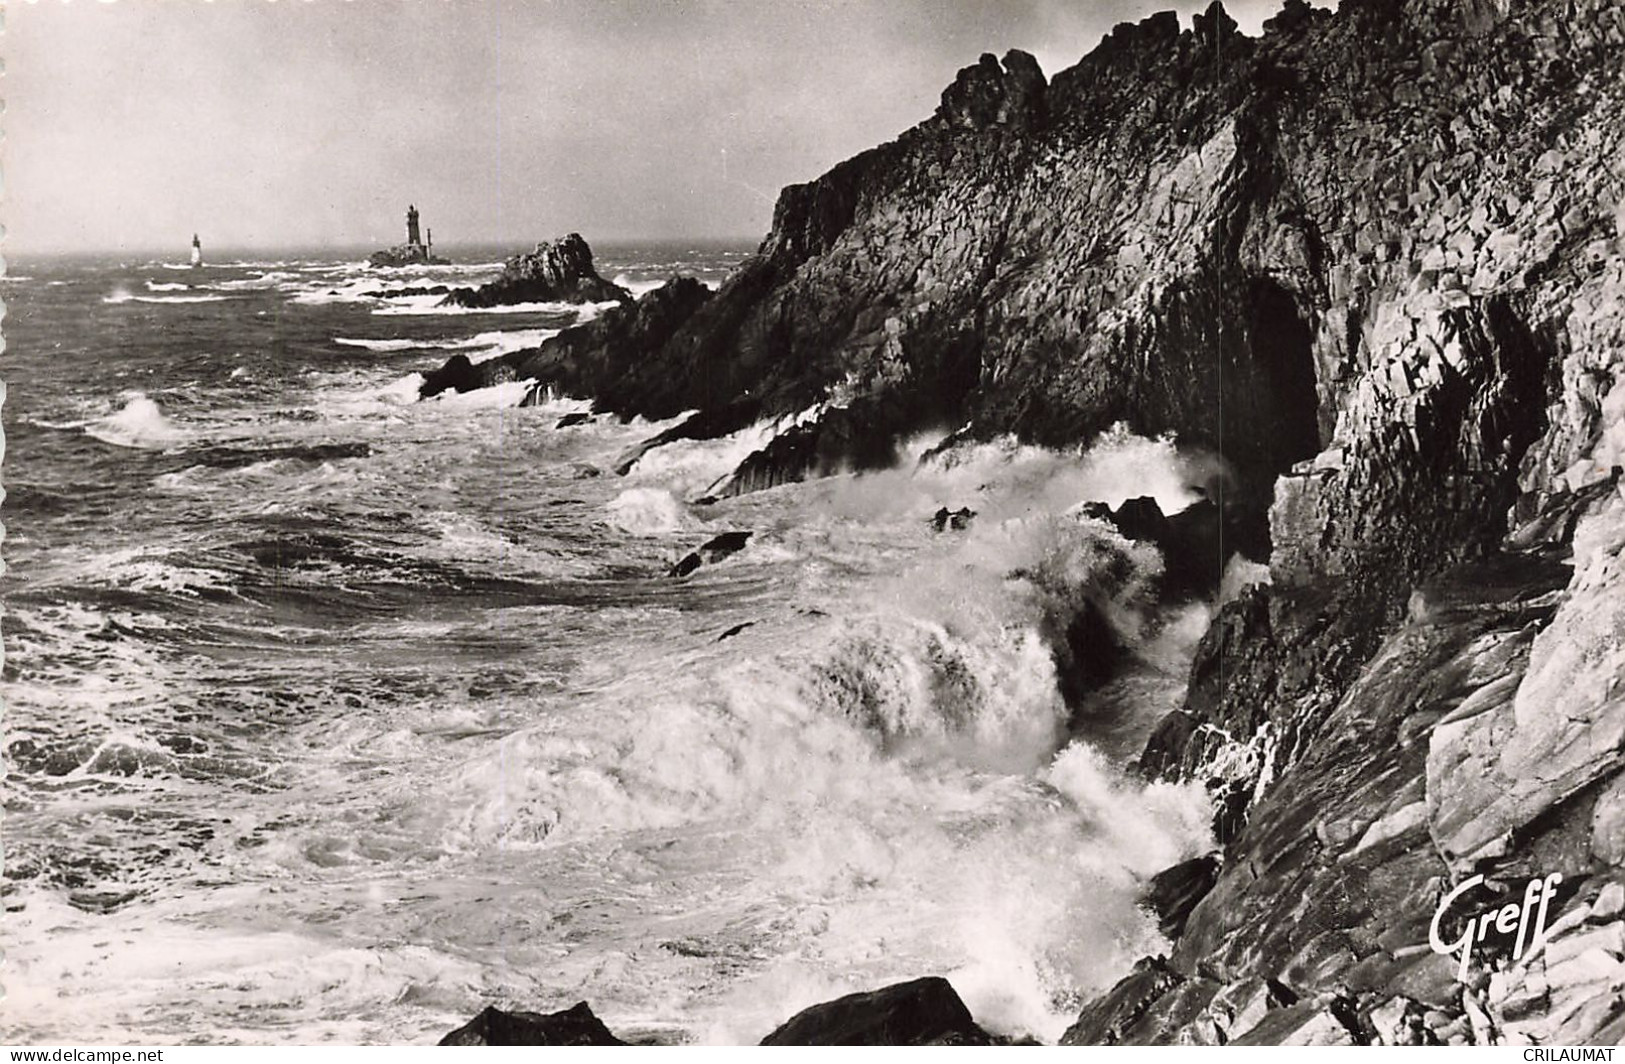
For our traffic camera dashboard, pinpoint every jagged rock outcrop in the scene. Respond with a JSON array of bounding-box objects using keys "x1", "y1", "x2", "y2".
[
  {"x1": 437, "y1": 1002, "x2": 625, "y2": 1045},
  {"x1": 420, "y1": 276, "x2": 712, "y2": 400},
  {"x1": 1079, "y1": 496, "x2": 1253, "y2": 600},
  {"x1": 443, "y1": 233, "x2": 630, "y2": 308}
]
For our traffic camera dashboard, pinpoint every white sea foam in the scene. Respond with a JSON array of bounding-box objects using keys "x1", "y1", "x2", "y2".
[
  {"x1": 332, "y1": 328, "x2": 556, "y2": 359},
  {"x1": 372, "y1": 296, "x2": 616, "y2": 318},
  {"x1": 604, "y1": 487, "x2": 700, "y2": 535},
  {"x1": 623, "y1": 418, "x2": 781, "y2": 499},
  {"x1": 624, "y1": 405, "x2": 826, "y2": 499},
  {"x1": 334, "y1": 337, "x2": 427, "y2": 352},
  {"x1": 612, "y1": 273, "x2": 671, "y2": 299},
  {"x1": 85, "y1": 394, "x2": 191, "y2": 449},
  {"x1": 105, "y1": 290, "x2": 230, "y2": 305},
  {"x1": 424, "y1": 378, "x2": 533, "y2": 410},
  {"x1": 424, "y1": 432, "x2": 1215, "y2": 1041}
]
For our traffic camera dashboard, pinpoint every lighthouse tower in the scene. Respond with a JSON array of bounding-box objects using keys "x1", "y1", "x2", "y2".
[{"x1": 407, "y1": 205, "x2": 423, "y2": 248}]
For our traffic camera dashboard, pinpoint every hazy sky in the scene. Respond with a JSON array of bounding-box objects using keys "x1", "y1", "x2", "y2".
[{"x1": 4, "y1": 0, "x2": 1282, "y2": 254}]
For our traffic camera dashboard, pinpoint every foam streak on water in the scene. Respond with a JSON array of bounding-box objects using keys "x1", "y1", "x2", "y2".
[{"x1": 2, "y1": 248, "x2": 1212, "y2": 1045}]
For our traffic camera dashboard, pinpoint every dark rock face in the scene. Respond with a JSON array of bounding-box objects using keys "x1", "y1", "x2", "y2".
[
  {"x1": 670, "y1": 530, "x2": 752, "y2": 578},
  {"x1": 1060, "y1": 956, "x2": 1210, "y2": 1045},
  {"x1": 419, "y1": 354, "x2": 481, "y2": 398},
  {"x1": 1035, "y1": 0, "x2": 1625, "y2": 1045},
  {"x1": 420, "y1": 276, "x2": 714, "y2": 401},
  {"x1": 1144, "y1": 854, "x2": 1222, "y2": 940},
  {"x1": 437, "y1": 1003, "x2": 625, "y2": 1046},
  {"x1": 1082, "y1": 496, "x2": 1256, "y2": 600},
  {"x1": 444, "y1": 233, "x2": 630, "y2": 308},
  {"x1": 759, "y1": 976, "x2": 994, "y2": 1046},
  {"x1": 937, "y1": 50, "x2": 1048, "y2": 131}
]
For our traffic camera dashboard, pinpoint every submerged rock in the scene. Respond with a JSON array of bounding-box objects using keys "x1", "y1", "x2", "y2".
[
  {"x1": 930, "y1": 506, "x2": 977, "y2": 532},
  {"x1": 361, "y1": 284, "x2": 450, "y2": 298},
  {"x1": 760, "y1": 976, "x2": 994, "y2": 1046},
  {"x1": 418, "y1": 353, "x2": 481, "y2": 398},
  {"x1": 437, "y1": 1002, "x2": 625, "y2": 1046},
  {"x1": 670, "y1": 531, "x2": 753, "y2": 578}
]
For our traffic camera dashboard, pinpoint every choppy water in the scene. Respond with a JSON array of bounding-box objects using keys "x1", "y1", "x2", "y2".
[{"x1": 1, "y1": 245, "x2": 1221, "y2": 1044}]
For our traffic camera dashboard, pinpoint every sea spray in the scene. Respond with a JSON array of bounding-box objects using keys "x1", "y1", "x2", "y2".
[
  {"x1": 86, "y1": 393, "x2": 191, "y2": 449},
  {"x1": 417, "y1": 429, "x2": 1220, "y2": 1041},
  {"x1": 605, "y1": 488, "x2": 701, "y2": 536}
]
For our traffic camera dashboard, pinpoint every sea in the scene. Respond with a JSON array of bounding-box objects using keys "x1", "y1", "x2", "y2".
[{"x1": 0, "y1": 244, "x2": 1231, "y2": 1044}]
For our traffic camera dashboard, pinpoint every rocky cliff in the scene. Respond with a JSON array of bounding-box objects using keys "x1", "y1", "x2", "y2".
[{"x1": 426, "y1": 0, "x2": 1625, "y2": 1042}]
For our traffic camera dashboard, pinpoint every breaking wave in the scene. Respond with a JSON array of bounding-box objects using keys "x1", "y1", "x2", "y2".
[{"x1": 85, "y1": 394, "x2": 191, "y2": 449}]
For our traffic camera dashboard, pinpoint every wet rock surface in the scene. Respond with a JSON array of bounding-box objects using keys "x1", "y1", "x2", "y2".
[{"x1": 759, "y1": 976, "x2": 996, "y2": 1046}]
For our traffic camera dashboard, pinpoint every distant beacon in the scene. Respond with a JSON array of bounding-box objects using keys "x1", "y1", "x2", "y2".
[
  {"x1": 369, "y1": 203, "x2": 450, "y2": 268},
  {"x1": 191, "y1": 233, "x2": 203, "y2": 268}
]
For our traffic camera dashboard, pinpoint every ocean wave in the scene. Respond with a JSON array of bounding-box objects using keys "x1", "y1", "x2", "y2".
[
  {"x1": 432, "y1": 510, "x2": 1210, "y2": 1039},
  {"x1": 104, "y1": 289, "x2": 230, "y2": 305},
  {"x1": 423, "y1": 378, "x2": 533, "y2": 410},
  {"x1": 604, "y1": 487, "x2": 702, "y2": 535},
  {"x1": 333, "y1": 337, "x2": 426, "y2": 352},
  {"x1": 331, "y1": 327, "x2": 558, "y2": 361},
  {"x1": 371, "y1": 297, "x2": 617, "y2": 318},
  {"x1": 85, "y1": 394, "x2": 191, "y2": 449},
  {"x1": 209, "y1": 271, "x2": 303, "y2": 290},
  {"x1": 612, "y1": 273, "x2": 672, "y2": 299},
  {"x1": 623, "y1": 408, "x2": 824, "y2": 499}
]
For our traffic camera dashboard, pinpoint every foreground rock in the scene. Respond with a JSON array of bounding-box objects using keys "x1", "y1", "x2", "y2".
[
  {"x1": 438, "y1": 1003, "x2": 625, "y2": 1046},
  {"x1": 444, "y1": 233, "x2": 629, "y2": 308},
  {"x1": 1080, "y1": 496, "x2": 1254, "y2": 600},
  {"x1": 760, "y1": 977, "x2": 995, "y2": 1046}
]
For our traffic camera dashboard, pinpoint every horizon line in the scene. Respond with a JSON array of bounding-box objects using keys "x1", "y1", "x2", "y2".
[{"x1": 2, "y1": 233, "x2": 769, "y2": 261}]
